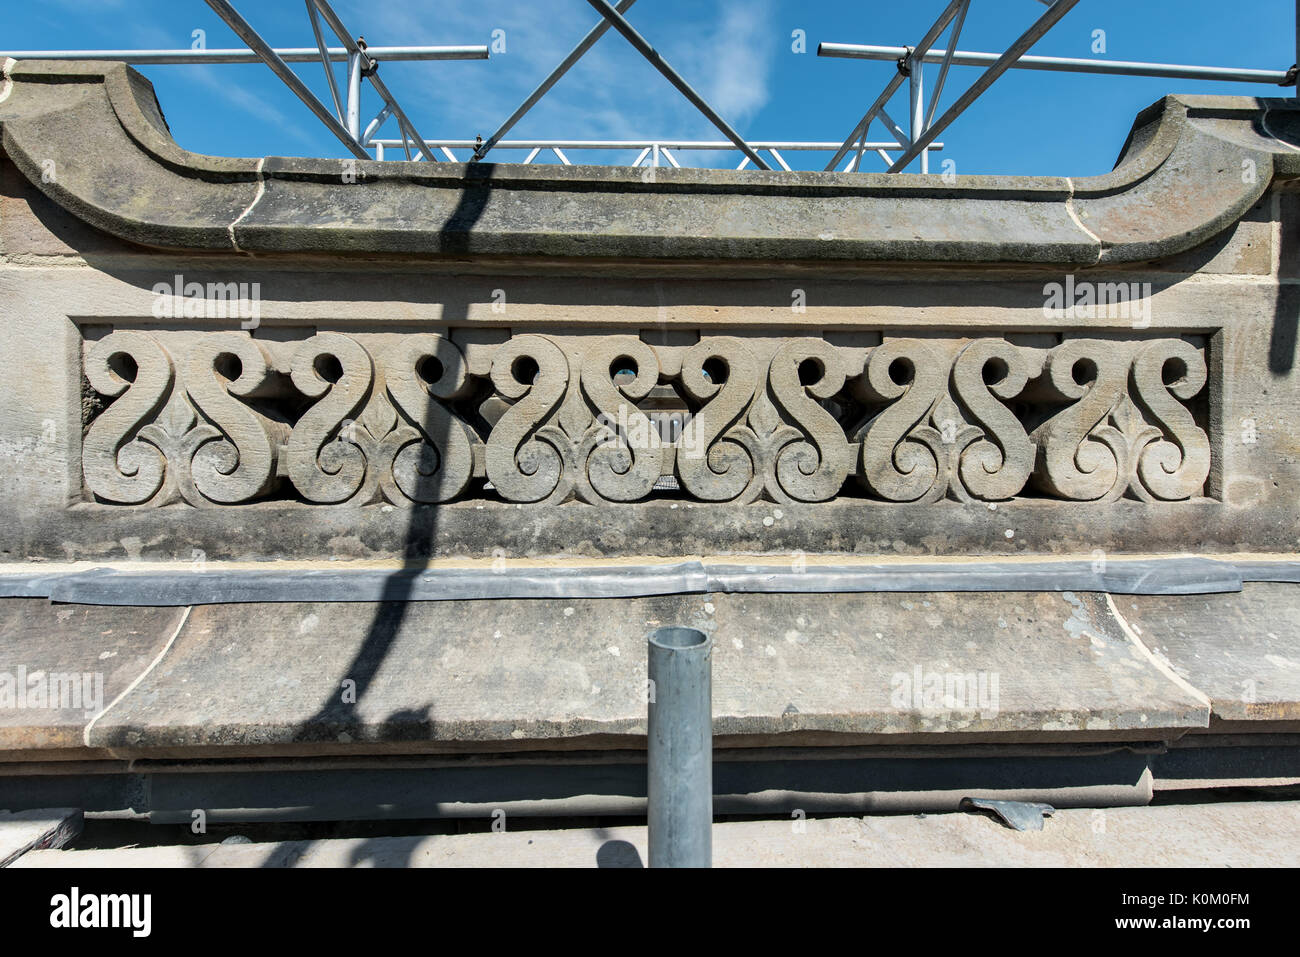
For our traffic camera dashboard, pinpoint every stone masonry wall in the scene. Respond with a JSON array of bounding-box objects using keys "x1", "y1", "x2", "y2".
[{"x1": 1, "y1": 60, "x2": 1298, "y2": 563}]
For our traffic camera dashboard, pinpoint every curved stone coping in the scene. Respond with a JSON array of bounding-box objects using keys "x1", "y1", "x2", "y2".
[
  {"x1": 2, "y1": 59, "x2": 1297, "y2": 264},
  {"x1": 2, "y1": 556, "x2": 1296, "y2": 604}
]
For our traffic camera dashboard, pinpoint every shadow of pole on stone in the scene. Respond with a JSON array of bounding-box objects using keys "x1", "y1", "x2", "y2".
[{"x1": 265, "y1": 172, "x2": 498, "y2": 866}]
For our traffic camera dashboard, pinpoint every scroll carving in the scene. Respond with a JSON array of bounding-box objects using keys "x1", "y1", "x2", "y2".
[
  {"x1": 287, "y1": 333, "x2": 375, "y2": 505},
  {"x1": 83, "y1": 331, "x2": 172, "y2": 505},
  {"x1": 79, "y1": 329, "x2": 1214, "y2": 508},
  {"x1": 379, "y1": 335, "x2": 477, "y2": 505},
  {"x1": 856, "y1": 339, "x2": 949, "y2": 503},
  {"x1": 951, "y1": 338, "x2": 1034, "y2": 502},
  {"x1": 676, "y1": 337, "x2": 763, "y2": 504},
  {"x1": 1029, "y1": 339, "x2": 1133, "y2": 502},
  {"x1": 577, "y1": 336, "x2": 664, "y2": 504},
  {"x1": 182, "y1": 335, "x2": 282, "y2": 505},
  {"x1": 768, "y1": 339, "x2": 853, "y2": 503},
  {"x1": 485, "y1": 334, "x2": 571, "y2": 504},
  {"x1": 1130, "y1": 339, "x2": 1211, "y2": 502}
]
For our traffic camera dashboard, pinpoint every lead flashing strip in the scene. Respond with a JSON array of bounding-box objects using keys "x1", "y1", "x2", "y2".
[{"x1": 1, "y1": 557, "x2": 1295, "y2": 606}]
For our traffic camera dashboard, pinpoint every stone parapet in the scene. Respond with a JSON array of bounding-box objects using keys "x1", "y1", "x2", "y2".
[{"x1": 1, "y1": 61, "x2": 1299, "y2": 775}]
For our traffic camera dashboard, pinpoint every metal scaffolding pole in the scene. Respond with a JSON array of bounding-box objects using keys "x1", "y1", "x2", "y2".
[
  {"x1": 373, "y1": 138, "x2": 944, "y2": 152},
  {"x1": 910, "y1": 59, "x2": 926, "y2": 174},
  {"x1": 0, "y1": 47, "x2": 489, "y2": 64},
  {"x1": 819, "y1": 43, "x2": 1290, "y2": 85},
  {"x1": 886, "y1": 0, "x2": 1080, "y2": 172},
  {"x1": 203, "y1": 0, "x2": 369, "y2": 158},
  {"x1": 369, "y1": 138, "x2": 944, "y2": 172},
  {"x1": 197, "y1": 0, "x2": 487, "y2": 163},
  {"x1": 924, "y1": 0, "x2": 970, "y2": 130},
  {"x1": 305, "y1": 0, "x2": 345, "y2": 123},
  {"x1": 823, "y1": 0, "x2": 967, "y2": 172},
  {"x1": 305, "y1": 0, "x2": 442, "y2": 162},
  {"x1": 346, "y1": 49, "x2": 362, "y2": 140},
  {"x1": 14, "y1": 0, "x2": 1293, "y2": 172}
]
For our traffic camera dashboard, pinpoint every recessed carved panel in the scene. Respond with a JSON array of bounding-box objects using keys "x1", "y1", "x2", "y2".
[{"x1": 78, "y1": 329, "x2": 1213, "y2": 507}]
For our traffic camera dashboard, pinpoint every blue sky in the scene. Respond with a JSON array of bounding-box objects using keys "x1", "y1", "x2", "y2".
[{"x1": 6, "y1": 0, "x2": 1296, "y2": 175}]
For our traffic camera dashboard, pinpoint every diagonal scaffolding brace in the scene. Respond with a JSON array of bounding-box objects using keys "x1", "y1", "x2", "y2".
[
  {"x1": 582, "y1": 0, "x2": 769, "y2": 170},
  {"x1": 823, "y1": 0, "x2": 1082, "y2": 174},
  {"x1": 885, "y1": 0, "x2": 1080, "y2": 171},
  {"x1": 202, "y1": 0, "x2": 488, "y2": 162},
  {"x1": 304, "y1": 0, "x2": 344, "y2": 124},
  {"x1": 475, "y1": 0, "x2": 639, "y2": 161},
  {"x1": 824, "y1": 0, "x2": 968, "y2": 172}
]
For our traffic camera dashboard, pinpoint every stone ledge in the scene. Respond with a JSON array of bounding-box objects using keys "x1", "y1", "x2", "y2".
[
  {"x1": 4, "y1": 584, "x2": 1291, "y2": 761},
  {"x1": 0, "y1": 599, "x2": 186, "y2": 753},
  {"x1": 2, "y1": 60, "x2": 1297, "y2": 264},
  {"x1": 0, "y1": 590, "x2": 1225, "y2": 758},
  {"x1": 6, "y1": 500, "x2": 1286, "y2": 564}
]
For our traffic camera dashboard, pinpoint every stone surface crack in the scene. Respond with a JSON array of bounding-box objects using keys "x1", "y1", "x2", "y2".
[
  {"x1": 1064, "y1": 176, "x2": 1103, "y2": 263},
  {"x1": 1105, "y1": 593, "x2": 1212, "y2": 718},
  {"x1": 1261, "y1": 109, "x2": 1300, "y2": 153},
  {"x1": 0, "y1": 58, "x2": 16, "y2": 104},
  {"x1": 227, "y1": 157, "x2": 266, "y2": 254},
  {"x1": 83, "y1": 605, "x2": 192, "y2": 749}
]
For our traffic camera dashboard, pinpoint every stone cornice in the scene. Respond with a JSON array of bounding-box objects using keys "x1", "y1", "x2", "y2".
[{"x1": 2, "y1": 58, "x2": 1298, "y2": 263}]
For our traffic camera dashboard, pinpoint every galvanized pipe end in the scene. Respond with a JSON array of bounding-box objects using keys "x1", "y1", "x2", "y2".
[
  {"x1": 647, "y1": 625, "x2": 712, "y2": 868},
  {"x1": 648, "y1": 625, "x2": 710, "y2": 652}
]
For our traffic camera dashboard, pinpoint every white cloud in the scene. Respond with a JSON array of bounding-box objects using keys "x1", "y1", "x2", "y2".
[{"x1": 674, "y1": 0, "x2": 776, "y2": 125}]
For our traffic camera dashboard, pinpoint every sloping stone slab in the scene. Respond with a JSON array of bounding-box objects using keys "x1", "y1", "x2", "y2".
[
  {"x1": 0, "y1": 599, "x2": 187, "y2": 755},
  {"x1": 84, "y1": 590, "x2": 1206, "y2": 756},
  {"x1": 1118, "y1": 583, "x2": 1300, "y2": 723}
]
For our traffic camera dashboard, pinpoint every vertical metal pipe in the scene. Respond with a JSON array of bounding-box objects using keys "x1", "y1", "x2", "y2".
[
  {"x1": 910, "y1": 62, "x2": 927, "y2": 174},
  {"x1": 346, "y1": 49, "x2": 362, "y2": 140},
  {"x1": 647, "y1": 626, "x2": 712, "y2": 868}
]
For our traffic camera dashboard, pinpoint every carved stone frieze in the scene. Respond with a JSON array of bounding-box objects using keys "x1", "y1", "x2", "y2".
[{"x1": 80, "y1": 329, "x2": 1212, "y2": 507}]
